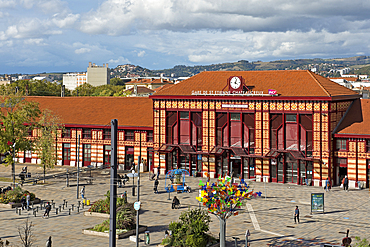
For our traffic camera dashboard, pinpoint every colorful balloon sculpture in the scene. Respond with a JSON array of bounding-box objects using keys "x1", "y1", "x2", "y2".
[{"x1": 196, "y1": 174, "x2": 262, "y2": 220}]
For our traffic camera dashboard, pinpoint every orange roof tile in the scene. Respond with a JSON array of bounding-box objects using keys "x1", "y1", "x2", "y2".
[
  {"x1": 25, "y1": 96, "x2": 153, "y2": 128},
  {"x1": 336, "y1": 99, "x2": 370, "y2": 136},
  {"x1": 154, "y1": 70, "x2": 358, "y2": 97}
]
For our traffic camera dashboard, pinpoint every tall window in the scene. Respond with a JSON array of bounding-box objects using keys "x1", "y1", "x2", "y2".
[
  {"x1": 243, "y1": 113, "x2": 255, "y2": 153},
  {"x1": 83, "y1": 144, "x2": 91, "y2": 166},
  {"x1": 230, "y1": 113, "x2": 241, "y2": 147},
  {"x1": 216, "y1": 113, "x2": 228, "y2": 146},
  {"x1": 285, "y1": 114, "x2": 298, "y2": 150},
  {"x1": 82, "y1": 129, "x2": 91, "y2": 139},
  {"x1": 125, "y1": 130, "x2": 134, "y2": 141},
  {"x1": 179, "y1": 111, "x2": 190, "y2": 144},
  {"x1": 191, "y1": 112, "x2": 202, "y2": 150},
  {"x1": 336, "y1": 139, "x2": 347, "y2": 150},
  {"x1": 366, "y1": 140, "x2": 370, "y2": 152},
  {"x1": 166, "y1": 111, "x2": 178, "y2": 144},
  {"x1": 147, "y1": 131, "x2": 153, "y2": 142},
  {"x1": 299, "y1": 114, "x2": 313, "y2": 156},
  {"x1": 103, "y1": 129, "x2": 111, "y2": 140},
  {"x1": 270, "y1": 114, "x2": 283, "y2": 150}
]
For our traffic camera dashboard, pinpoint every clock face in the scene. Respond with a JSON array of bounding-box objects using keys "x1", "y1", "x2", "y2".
[{"x1": 230, "y1": 76, "x2": 241, "y2": 89}]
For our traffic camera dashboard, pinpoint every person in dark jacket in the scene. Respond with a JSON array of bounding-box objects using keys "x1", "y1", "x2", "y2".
[
  {"x1": 154, "y1": 179, "x2": 159, "y2": 194},
  {"x1": 172, "y1": 196, "x2": 180, "y2": 209},
  {"x1": 294, "y1": 206, "x2": 300, "y2": 224}
]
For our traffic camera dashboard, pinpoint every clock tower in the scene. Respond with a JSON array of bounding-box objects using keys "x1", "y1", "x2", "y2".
[{"x1": 228, "y1": 76, "x2": 243, "y2": 92}]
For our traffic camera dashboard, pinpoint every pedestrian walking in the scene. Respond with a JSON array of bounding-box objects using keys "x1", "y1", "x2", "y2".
[
  {"x1": 154, "y1": 179, "x2": 159, "y2": 194},
  {"x1": 21, "y1": 196, "x2": 26, "y2": 210},
  {"x1": 325, "y1": 177, "x2": 330, "y2": 192},
  {"x1": 46, "y1": 236, "x2": 52, "y2": 247},
  {"x1": 343, "y1": 175, "x2": 349, "y2": 191},
  {"x1": 156, "y1": 165, "x2": 160, "y2": 179},
  {"x1": 43, "y1": 202, "x2": 51, "y2": 218},
  {"x1": 294, "y1": 206, "x2": 300, "y2": 224},
  {"x1": 26, "y1": 193, "x2": 30, "y2": 210},
  {"x1": 81, "y1": 186, "x2": 85, "y2": 199}
]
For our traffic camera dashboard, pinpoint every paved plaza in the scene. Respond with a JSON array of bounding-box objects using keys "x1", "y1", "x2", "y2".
[{"x1": 1, "y1": 164, "x2": 370, "y2": 246}]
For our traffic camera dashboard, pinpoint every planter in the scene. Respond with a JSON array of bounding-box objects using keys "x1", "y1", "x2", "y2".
[
  {"x1": 83, "y1": 225, "x2": 147, "y2": 239},
  {"x1": 83, "y1": 211, "x2": 110, "y2": 218},
  {"x1": 172, "y1": 184, "x2": 181, "y2": 192},
  {"x1": 0, "y1": 199, "x2": 41, "y2": 209}
]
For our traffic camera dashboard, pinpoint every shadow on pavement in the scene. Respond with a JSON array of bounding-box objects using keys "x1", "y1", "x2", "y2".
[{"x1": 266, "y1": 237, "x2": 340, "y2": 246}]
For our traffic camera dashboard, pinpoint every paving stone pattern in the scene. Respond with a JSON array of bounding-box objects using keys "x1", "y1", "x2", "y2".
[{"x1": 1, "y1": 164, "x2": 370, "y2": 246}]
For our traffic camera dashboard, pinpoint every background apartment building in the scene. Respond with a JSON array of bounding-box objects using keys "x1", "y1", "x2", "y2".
[{"x1": 87, "y1": 62, "x2": 109, "y2": 87}]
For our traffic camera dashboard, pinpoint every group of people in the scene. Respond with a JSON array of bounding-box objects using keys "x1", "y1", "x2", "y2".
[{"x1": 324, "y1": 175, "x2": 349, "y2": 192}]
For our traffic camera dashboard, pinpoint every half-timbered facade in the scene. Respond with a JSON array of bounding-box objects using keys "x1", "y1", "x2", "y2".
[
  {"x1": 18, "y1": 70, "x2": 370, "y2": 188},
  {"x1": 151, "y1": 70, "x2": 365, "y2": 188}
]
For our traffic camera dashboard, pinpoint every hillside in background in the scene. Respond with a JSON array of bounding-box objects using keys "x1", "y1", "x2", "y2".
[
  {"x1": 4, "y1": 55, "x2": 370, "y2": 80},
  {"x1": 111, "y1": 55, "x2": 370, "y2": 78}
]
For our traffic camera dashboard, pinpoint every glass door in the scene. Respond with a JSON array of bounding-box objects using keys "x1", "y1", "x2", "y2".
[
  {"x1": 104, "y1": 145, "x2": 111, "y2": 168},
  {"x1": 63, "y1": 143, "x2": 71, "y2": 166},
  {"x1": 300, "y1": 160, "x2": 306, "y2": 185},
  {"x1": 125, "y1": 147, "x2": 134, "y2": 170},
  {"x1": 270, "y1": 159, "x2": 277, "y2": 182},
  {"x1": 243, "y1": 158, "x2": 249, "y2": 179},
  {"x1": 83, "y1": 144, "x2": 91, "y2": 167},
  {"x1": 277, "y1": 156, "x2": 284, "y2": 182}
]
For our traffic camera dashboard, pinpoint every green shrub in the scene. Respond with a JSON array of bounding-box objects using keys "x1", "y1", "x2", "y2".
[
  {"x1": 89, "y1": 190, "x2": 126, "y2": 213},
  {"x1": 0, "y1": 187, "x2": 36, "y2": 204},
  {"x1": 168, "y1": 208, "x2": 212, "y2": 247},
  {"x1": 92, "y1": 201, "x2": 136, "y2": 232}
]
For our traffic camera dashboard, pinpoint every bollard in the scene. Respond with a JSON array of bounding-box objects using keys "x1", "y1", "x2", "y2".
[
  {"x1": 19, "y1": 209, "x2": 21, "y2": 215},
  {"x1": 16, "y1": 207, "x2": 18, "y2": 214},
  {"x1": 69, "y1": 208, "x2": 71, "y2": 215},
  {"x1": 65, "y1": 201, "x2": 68, "y2": 208},
  {"x1": 52, "y1": 202, "x2": 55, "y2": 209},
  {"x1": 56, "y1": 208, "x2": 58, "y2": 215},
  {"x1": 63, "y1": 199, "x2": 66, "y2": 206},
  {"x1": 33, "y1": 210, "x2": 36, "y2": 217},
  {"x1": 82, "y1": 203, "x2": 84, "y2": 209},
  {"x1": 59, "y1": 205, "x2": 62, "y2": 212},
  {"x1": 145, "y1": 231, "x2": 150, "y2": 245},
  {"x1": 245, "y1": 230, "x2": 250, "y2": 247},
  {"x1": 40, "y1": 203, "x2": 43, "y2": 210},
  {"x1": 51, "y1": 200, "x2": 54, "y2": 205},
  {"x1": 62, "y1": 204, "x2": 64, "y2": 210},
  {"x1": 78, "y1": 201, "x2": 80, "y2": 207},
  {"x1": 232, "y1": 237, "x2": 239, "y2": 247},
  {"x1": 71, "y1": 204, "x2": 74, "y2": 211},
  {"x1": 36, "y1": 206, "x2": 39, "y2": 212},
  {"x1": 77, "y1": 206, "x2": 79, "y2": 213},
  {"x1": 32, "y1": 202, "x2": 34, "y2": 208}
]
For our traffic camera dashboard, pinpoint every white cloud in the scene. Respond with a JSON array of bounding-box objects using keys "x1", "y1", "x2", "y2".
[
  {"x1": 109, "y1": 56, "x2": 131, "y2": 65},
  {"x1": 137, "y1": 50, "x2": 145, "y2": 57},
  {"x1": 75, "y1": 47, "x2": 91, "y2": 54}
]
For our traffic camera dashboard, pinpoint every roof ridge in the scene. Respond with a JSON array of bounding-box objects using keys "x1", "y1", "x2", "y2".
[{"x1": 307, "y1": 70, "x2": 331, "y2": 97}]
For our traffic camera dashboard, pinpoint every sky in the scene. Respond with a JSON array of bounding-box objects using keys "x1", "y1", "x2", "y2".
[{"x1": 1, "y1": 0, "x2": 370, "y2": 74}]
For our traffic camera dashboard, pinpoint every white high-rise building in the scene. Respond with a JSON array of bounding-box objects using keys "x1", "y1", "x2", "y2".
[{"x1": 63, "y1": 72, "x2": 87, "y2": 90}]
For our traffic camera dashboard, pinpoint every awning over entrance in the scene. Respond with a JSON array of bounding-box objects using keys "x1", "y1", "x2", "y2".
[
  {"x1": 158, "y1": 144, "x2": 176, "y2": 153},
  {"x1": 178, "y1": 145, "x2": 196, "y2": 154},
  {"x1": 265, "y1": 149, "x2": 280, "y2": 158},
  {"x1": 230, "y1": 147, "x2": 248, "y2": 157},
  {"x1": 209, "y1": 146, "x2": 228, "y2": 155},
  {"x1": 288, "y1": 150, "x2": 305, "y2": 160}
]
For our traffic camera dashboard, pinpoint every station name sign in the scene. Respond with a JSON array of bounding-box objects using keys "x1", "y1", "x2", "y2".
[{"x1": 191, "y1": 89, "x2": 277, "y2": 96}]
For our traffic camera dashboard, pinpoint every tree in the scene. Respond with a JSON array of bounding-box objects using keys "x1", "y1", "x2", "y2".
[
  {"x1": 18, "y1": 218, "x2": 34, "y2": 247},
  {"x1": 196, "y1": 175, "x2": 261, "y2": 247},
  {"x1": 34, "y1": 109, "x2": 64, "y2": 182},
  {"x1": 0, "y1": 95, "x2": 41, "y2": 187},
  {"x1": 110, "y1": 77, "x2": 125, "y2": 86}
]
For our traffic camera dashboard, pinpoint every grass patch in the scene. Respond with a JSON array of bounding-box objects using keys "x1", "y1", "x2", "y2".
[{"x1": 0, "y1": 177, "x2": 20, "y2": 183}]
